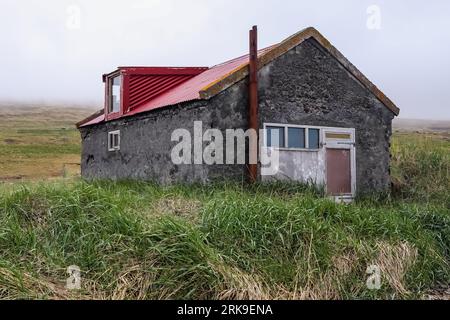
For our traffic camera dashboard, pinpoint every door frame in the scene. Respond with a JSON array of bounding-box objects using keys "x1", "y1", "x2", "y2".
[{"x1": 322, "y1": 127, "x2": 356, "y2": 198}]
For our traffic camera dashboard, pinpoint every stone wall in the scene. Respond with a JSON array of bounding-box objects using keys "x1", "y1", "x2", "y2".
[{"x1": 79, "y1": 81, "x2": 250, "y2": 184}]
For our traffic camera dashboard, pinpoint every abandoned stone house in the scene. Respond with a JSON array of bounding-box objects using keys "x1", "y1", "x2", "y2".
[{"x1": 77, "y1": 27, "x2": 400, "y2": 198}]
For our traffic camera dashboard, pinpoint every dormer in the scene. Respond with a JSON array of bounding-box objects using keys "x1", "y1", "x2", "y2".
[{"x1": 102, "y1": 67, "x2": 208, "y2": 122}]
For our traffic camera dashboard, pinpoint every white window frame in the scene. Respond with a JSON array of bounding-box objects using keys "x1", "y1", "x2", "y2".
[
  {"x1": 108, "y1": 130, "x2": 121, "y2": 152},
  {"x1": 263, "y1": 123, "x2": 322, "y2": 151},
  {"x1": 108, "y1": 74, "x2": 122, "y2": 114}
]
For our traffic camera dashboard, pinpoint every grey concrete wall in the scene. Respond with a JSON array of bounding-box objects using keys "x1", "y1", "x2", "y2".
[
  {"x1": 80, "y1": 37, "x2": 394, "y2": 194},
  {"x1": 79, "y1": 82, "x2": 251, "y2": 184}
]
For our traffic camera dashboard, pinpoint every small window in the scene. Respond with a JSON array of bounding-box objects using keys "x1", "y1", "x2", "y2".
[
  {"x1": 325, "y1": 133, "x2": 351, "y2": 140},
  {"x1": 265, "y1": 124, "x2": 321, "y2": 150},
  {"x1": 108, "y1": 131, "x2": 120, "y2": 151},
  {"x1": 109, "y1": 75, "x2": 121, "y2": 113},
  {"x1": 288, "y1": 127, "x2": 305, "y2": 148},
  {"x1": 308, "y1": 129, "x2": 320, "y2": 149},
  {"x1": 266, "y1": 126, "x2": 285, "y2": 148}
]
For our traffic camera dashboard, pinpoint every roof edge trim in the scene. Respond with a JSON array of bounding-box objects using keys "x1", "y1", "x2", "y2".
[{"x1": 76, "y1": 109, "x2": 104, "y2": 128}]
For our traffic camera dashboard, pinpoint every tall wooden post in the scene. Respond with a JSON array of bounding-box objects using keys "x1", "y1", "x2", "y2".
[{"x1": 248, "y1": 25, "x2": 259, "y2": 183}]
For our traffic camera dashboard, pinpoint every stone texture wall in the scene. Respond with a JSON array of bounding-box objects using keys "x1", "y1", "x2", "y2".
[
  {"x1": 79, "y1": 81, "x2": 250, "y2": 184},
  {"x1": 257, "y1": 38, "x2": 394, "y2": 193},
  {"x1": 80, "y1": 38, "x2": 395, "y2": 194}
]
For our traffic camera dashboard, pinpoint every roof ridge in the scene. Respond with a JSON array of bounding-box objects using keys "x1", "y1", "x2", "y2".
[{"x1": 210, "y1": 45, "x2": 277, "y2": 68}]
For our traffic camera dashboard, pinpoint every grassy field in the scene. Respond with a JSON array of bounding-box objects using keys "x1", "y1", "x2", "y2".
[
  {"x1": 0, "y1": 106, "x2": 448, "y2": 300},
  {"x1": 0, "y1": 104, "x2": 95, "y2": 181}
]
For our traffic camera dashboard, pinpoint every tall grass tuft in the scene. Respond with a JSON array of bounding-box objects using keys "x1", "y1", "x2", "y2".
[{"x1": 391, "y1": 133, "x2": 449, "y2": 202}]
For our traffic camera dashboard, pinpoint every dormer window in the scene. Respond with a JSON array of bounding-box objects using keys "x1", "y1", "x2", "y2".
[
  {"x1": 103, "y1": 67, "x2": 208, "y2": 121},
  {"x1": 109, "y1": 75, "x2": 121, "y2": 113}
]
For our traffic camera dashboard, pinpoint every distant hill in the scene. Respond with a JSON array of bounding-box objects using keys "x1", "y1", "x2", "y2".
[
  {"x1": 0, "y1": 103, "x2": 98, "y2": 129},
  {"x1": 393, "y1": 118, "x2": 450, "y2": 133},
  {"x1": 1, "y1": 102, "x2": 448, "y2": 134}
]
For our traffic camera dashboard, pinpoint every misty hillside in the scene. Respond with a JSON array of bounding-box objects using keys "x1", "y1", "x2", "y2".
[
  {"x1": 0, "y1": 103, "x2": 449, "y2": 133},
  {"x1": 394, "y1": 118, "x2": 450, "y2": 133},
  {"x1": 0, "y1": 103, "x2": 97, "y2": 128}
]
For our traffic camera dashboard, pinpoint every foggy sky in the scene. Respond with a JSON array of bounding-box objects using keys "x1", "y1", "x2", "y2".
[{"x1": 1, "y1": 0, "x2": 449, "y2": 119}]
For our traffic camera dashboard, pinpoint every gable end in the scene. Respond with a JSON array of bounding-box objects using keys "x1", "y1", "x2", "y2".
[{"x1": 199, "y1": 27, "x2": 399, "y2": 116}]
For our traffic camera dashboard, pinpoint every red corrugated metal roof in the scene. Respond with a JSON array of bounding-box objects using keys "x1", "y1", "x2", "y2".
[
  {"x1": 81, "y1": 113, "x2": 104, "y2": 127},
  {"x1": 129, "y1": 47, "x2": 274, "y2": 116},
  {"x1": 79, "y1": 46, "x2": 274, "y2": 127},
  {"x1": 128, "y1": 74, "x2": 196, "y2": 111}
]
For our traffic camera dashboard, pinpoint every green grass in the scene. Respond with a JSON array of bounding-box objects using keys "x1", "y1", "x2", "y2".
[
  {"x1": 0, "y1": 178, "x2": 448, "y2": 300},
  {"x1": 0, "y1": 110, "x2": 448, "y2": 300},
  {"x1": 0, "y1": 105, "x2": 94, "y2": 180},
  {"x1": 391, "y1": 132, "x2": 449, "y2": 203},
  {"x1": 0, "y1": 144, "x2": 80, "y2": 157}
]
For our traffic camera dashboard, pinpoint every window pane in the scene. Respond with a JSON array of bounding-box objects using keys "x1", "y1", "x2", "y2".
[
  {"x1": 109, "y1": 133, "x2": 113, "y2": 149},
  {"x1": 110, "y1": 76, "x2": 121, "y2": 113},
  {"x1": 308, "y1": 129, "x2": 320, "y2": 149},
  {"x1": 266, "y1": 126, "x2": 285, "y2": 148},
  {"x1": 288, "y1": 127, "x2": 305, "y2": 148},
  {"x1": 113, "y1": 134, "x2": 119, "y2": 148},
  {"x1": 325, "y1": 133, "x2": 351, "y2": 140}
]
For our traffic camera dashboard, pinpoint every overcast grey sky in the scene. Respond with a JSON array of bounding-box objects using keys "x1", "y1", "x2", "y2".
[{"x1": 1, "y1": 0, "x2": 449, "y2": 119}]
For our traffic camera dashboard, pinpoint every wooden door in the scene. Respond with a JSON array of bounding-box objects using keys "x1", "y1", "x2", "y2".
[{"x1": 326, "y1": 148, "x2": 351, "y2": 195}]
